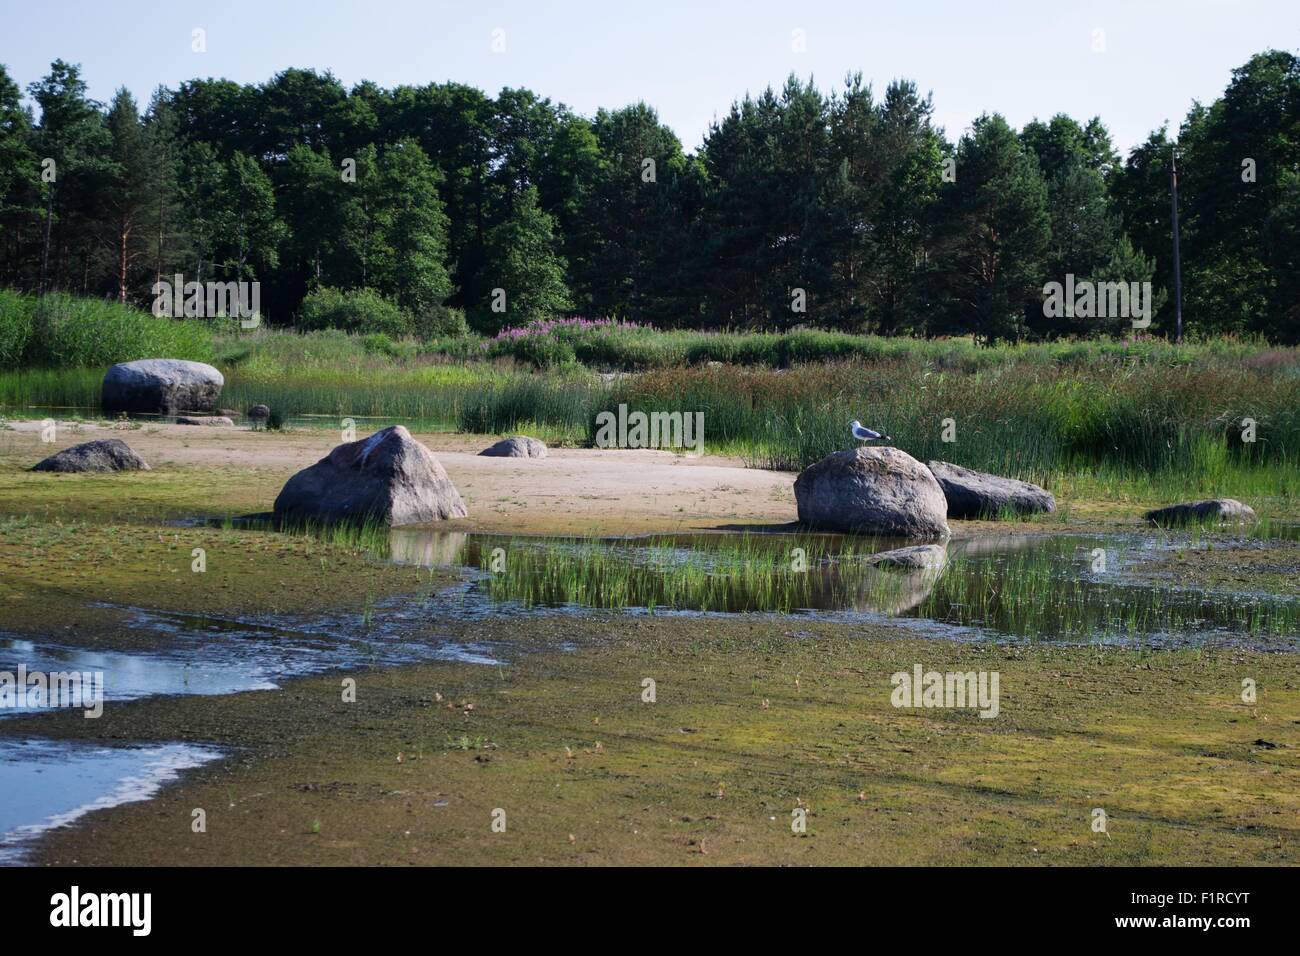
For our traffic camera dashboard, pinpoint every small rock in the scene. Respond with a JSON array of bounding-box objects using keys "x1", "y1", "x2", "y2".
[
  {"x1": 479, "y1": 435, "x2": 548, "y2": 459},
  {"x1": 1144, "y1": 499, "x2": 1256, "y2": 526},
  {"x1": 32, "y1": 438, "x2": 150, "y2": 473},
  {"x1": 864, "y1": 543, "x2": 948, "y2": 571},
  {"x1": 247, "y1": 404, "x2": 271, "y2": 421}
]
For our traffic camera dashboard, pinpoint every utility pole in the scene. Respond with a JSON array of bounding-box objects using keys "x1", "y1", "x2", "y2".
[{"x1": 1170, "y1": 145, "x2": 1183, "y2": 343}]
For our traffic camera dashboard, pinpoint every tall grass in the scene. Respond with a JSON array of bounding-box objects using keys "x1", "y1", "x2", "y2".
[
  {"x1": 476, "y1": 318, "x2": 1294, "y2": 372},
  {"x1": 3, "y1": 291, "x2": 1297, "y2": 505},
  {"x1": 0, "y1": 367, "x2": 104, "y2": 409},
  {"x1": 587, "y1": 361, "x2": 1298, "y2": 482},
  {"x1": 0, "y1": 290, "x2": 213, "y2": 369}
]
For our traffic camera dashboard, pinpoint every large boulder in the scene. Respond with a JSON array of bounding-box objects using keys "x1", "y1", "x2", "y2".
[
  {"x1": 102, "y1": 359, "x2": 224, "y2": 416},
  {"x1": 479, "y1": 435, "x2": 548, "y2": 459},
  {"x1": 32, "y1": 438, "x2": 150, "y2": 473},
  {"x1": 273, "y1": 425, "x2": 467, "y2": 527},
  {"x1": 794, "y1": 447, "x2": 950, "y2": 538},
  {"x1": 1145, "y1": 499, "x2": 1256, "y2": 526},
  {"x1": 927, "y1": 460, "x2": 1056, "y2": 519}
]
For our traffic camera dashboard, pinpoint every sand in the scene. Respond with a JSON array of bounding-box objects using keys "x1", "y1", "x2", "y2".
[{"x1": 2, "y1": 420, "x2": 797, "y2": 535}]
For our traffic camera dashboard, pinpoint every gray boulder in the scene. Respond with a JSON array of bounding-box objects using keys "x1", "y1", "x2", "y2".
[
  {"x1": 102, "y1": 359, "x2": 224, "y2": 416},
  {"x1": 479, "y1": 435, "x2": 548, "y2": 459},
  {"x1": 247, "y1": 404, "x2": 271, "y2": 421},
  {"x1": 1145, "y1": 498, "x2": 1256, "y2": 526},
  {"x1": 794, "y1": 447, "x2": 950, "y2": 538},
  {"x1": 864, "y1": 543, "x2": 948, "y2": 571},
  {"x1": 273, "y1": 425, "x2": 467, "y2": 526},
  {"x1": 176, "y1": 415, "x2": 234, "y2": 427},
  {"x1": 32, "y1": 438, "x2": 150, "y2": 473},
  {"x1": 927, "y1": 460, "x2": 1056, "y2": 519}
]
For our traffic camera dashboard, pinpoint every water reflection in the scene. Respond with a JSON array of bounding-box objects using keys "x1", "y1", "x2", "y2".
[{"x1": 381, "y1": 527, "x2": 1299, "y2": 647}]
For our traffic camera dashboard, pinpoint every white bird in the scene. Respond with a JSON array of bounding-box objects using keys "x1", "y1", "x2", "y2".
[{"x1": 850, "y1": 419, "x2": 891, "y2": 443}]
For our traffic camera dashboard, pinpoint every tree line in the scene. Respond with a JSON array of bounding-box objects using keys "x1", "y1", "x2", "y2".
[{"x1": 0, "y1": 51, "x2": 1295, "y2": 341}]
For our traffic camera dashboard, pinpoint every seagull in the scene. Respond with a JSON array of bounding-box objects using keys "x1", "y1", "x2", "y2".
[{"x1": 850, "y1": 420, "x2": 891, "y2": 443}]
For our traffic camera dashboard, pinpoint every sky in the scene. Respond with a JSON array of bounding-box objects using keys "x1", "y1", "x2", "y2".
[{"x1": 3, "y1": 0, "x2": 1297, "y2": 155}]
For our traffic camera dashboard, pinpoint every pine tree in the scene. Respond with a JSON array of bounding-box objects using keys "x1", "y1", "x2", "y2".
[
  {"x1": 930, "y1": 114, "x2": 1050, "y2": 342},
  {"x1": 483, "y1": 185, "x2": 570, "y2": 330},
  {"x1": 26, "y1": 60, "x2": 110, "y2": 293},
  {"x1": 104, "y1": 88, "x2": 154, "y2": 303},
  {"x1": 142, "y1": 88, "x2": 186, "y2": 289},
  {"x1": 0, "y1": 64, "x2": 40, "y2": 285},
  {"x1": 372, "y1": 140, "x2": 453, "y2": 317}
]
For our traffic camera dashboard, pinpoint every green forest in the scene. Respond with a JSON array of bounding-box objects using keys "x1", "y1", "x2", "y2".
[{"x1": 0, "y1": 50, "x2": 1296, "y2": 342}]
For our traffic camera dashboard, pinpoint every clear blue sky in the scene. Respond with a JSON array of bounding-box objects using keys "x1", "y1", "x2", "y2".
[{"x1": 3, "y1": 0, "x2": 1296, "y2": 154}]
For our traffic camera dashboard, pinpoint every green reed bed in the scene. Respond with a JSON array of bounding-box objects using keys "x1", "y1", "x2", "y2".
[
  {"x1": 467, "y1": 532, "x2": 1300, "y2": 642},
  {"x1": 3, "y1": 320, "x2": 1297, "y2": 508},
  {"x1": 917, "y1": 548, "x2": 1299, "y2": 642},
  {"x1": 0, "y1": 366, "x2": 104, "y2": 411},
  {"x1": 472, "y1": 533, "x2": 918, "y2": 615},
  {"x1": 213, "y1": 513, "x2": 413, "y2": 573},
  {"x1": 0, "y1": 290, "x2": 213, "y2": 369},
  {"x1": 476, "y1": 318, "x2": 1295, "y2": 373},
  {"x1": 598, "y1": 361, "x2": 1300, "y2": 494}
]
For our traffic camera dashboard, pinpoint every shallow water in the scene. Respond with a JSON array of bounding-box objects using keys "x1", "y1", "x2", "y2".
[
  {"x1": 4, "y1": 527, "x2": 1293, "y2": 725},
  {"x1": 390, "y1": 528, "x2": 1300, "y2": 650},
  {"x1": 0, "y1": 595, "x2": 503, "y2": 863},
  {"x1": 1, "y1": 521, "x2": 1293, "y2": 861},
  {"x1": 1, "y1": 404, "x2": 434, "y2": 433},
  {"x1": 0, "y1": 637, "x2": 277, "y2": 715},
  {"x1": 0, "y1": 604, "x2": 502, "y2": 721},
  {"x1": 0, "y1": 739, "x2": 222, "y2": 863}
]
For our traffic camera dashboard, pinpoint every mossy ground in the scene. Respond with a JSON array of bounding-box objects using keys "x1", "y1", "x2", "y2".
[
  {"x1": 0, "y1": 512, "x2": 447, "y2": 649},
  {"x1": 13, "y1": 615, "x2": 1298, "y2": 866},
  {"x1": 0, "y1": 460, "x2": 280, "y2": 524},
  {"x1": 1131, "y1": 537, "x2": 1300, "y2": 596},
  {"x1": 1, "y1": 432, "x2": 1297, "y2": 866}
]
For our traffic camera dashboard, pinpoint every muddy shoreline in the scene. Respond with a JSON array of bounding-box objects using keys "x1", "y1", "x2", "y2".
[
  {"x1": 1, "y1": 419, "x2": 1297, "y2": 865},
  {"x1": 6, "y1": 613, "x2": 1297, "y2": 866}
]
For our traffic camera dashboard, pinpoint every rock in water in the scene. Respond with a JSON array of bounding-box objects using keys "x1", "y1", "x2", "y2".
[
  {"x1": 32, "y1": 439, "x2": 150, "y2": 473},
  {"x1": 794, "y1": 447, "x2": 950, "y2": 538},
  {"x1": 1144, "y1": 499, "x2": 1256, "y2": 526},
  {"x1": 864, "y1": 543, "x2": 948, "y2": 571},
  {"x1": 273, "y1": 425, "x2": 467, "y2": 526},
  {"x1": 176, "y1": 415, "x2": 234, "y2": 426},
  {"x1": 479, "y1": 436, "x2": 549, "y2": 458},
  {"x1": 926, "y1": 460, "x2": 1056, "y2": 519},
  {"x1": 102, "y1": 359, "x2": 224, "y2": 416}
]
